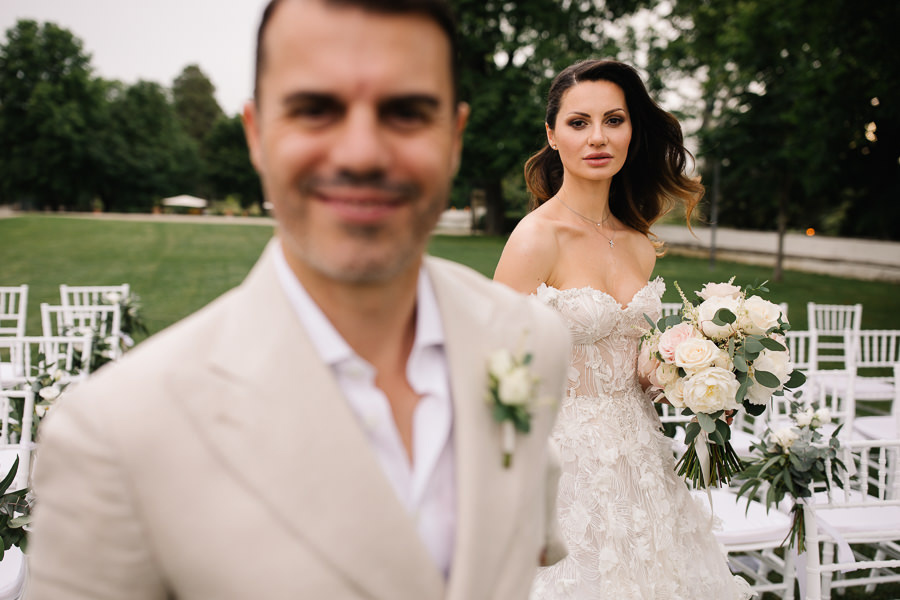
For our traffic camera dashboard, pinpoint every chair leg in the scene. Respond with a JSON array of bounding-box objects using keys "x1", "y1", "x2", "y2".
[
  {"x1": 783, "y1": 548, "x2": 796, "y2": 600},
  {"x1": 822, "y1": 542, "x2": 834, "y2": 600},
  {"x1": 864, "y1": 548, "x2": 886, "y2": 593}
]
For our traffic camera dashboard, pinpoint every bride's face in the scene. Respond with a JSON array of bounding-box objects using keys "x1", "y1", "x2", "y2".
[{"x1": 547, "y1": 80, "x2": 632, "y2": 184}]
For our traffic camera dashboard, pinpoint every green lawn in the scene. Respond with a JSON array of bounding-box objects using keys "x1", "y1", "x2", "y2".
[{"x1": 3, "y1": 215, "x2": 897, "y2": 340}]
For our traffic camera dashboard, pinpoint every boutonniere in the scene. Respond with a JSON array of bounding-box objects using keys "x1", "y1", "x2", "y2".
[{"x1": 487, "y1": 346, "x2": 541, "y2": 468}]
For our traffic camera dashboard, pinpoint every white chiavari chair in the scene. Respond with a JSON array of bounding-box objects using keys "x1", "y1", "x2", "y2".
[
  {"x1": 40, "y1": 303, "x2": 123, "y2": 362},
  {"x1": 802, "y1": 438, "x2": 900, "y2": 599},
  {"x1": 59, "y1": 283, "x2": 130, "y2": 309},
  {"x1": 0, "y1": 287, "x2": 28, "y2": 338},
  {"x1": 807, "y1": 303, "x2": 862, "y2": 370}
]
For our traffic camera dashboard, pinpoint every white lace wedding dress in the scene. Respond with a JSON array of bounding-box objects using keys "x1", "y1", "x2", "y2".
[{"x1": 531, "y1": 279, "x2": 754, "y2": 600}]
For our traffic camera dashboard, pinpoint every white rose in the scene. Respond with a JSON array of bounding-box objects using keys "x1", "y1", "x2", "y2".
[
  {"x1": 652, "y1": 362, "x2": 679, "y2": 389},
  {"x1": 746, "y1": 380, "x2": 774, "y2": 405},
  {"x1": 487, "y1": 349, "x2": 514, "y2": 377},
  {"x1": 697, "y1": 281, "x2": 742, "y2": 300},
  {"x1": 794, "y1": 408, "x2": 814, "y2": 427},
  {"x1": 664, "y1": 378, "x2": 687, "y2": 408},
  {"x1": 696, "y1": 296, "x2": 741, "y2": 340},
  {"x1": 38, "y1": 385, "x2": 61, "y2": 401},
  {"x1": 742, "y1": 296, "x2": 783, "y2": 335},
  {"x1": 753, "y1": 349, "x2": 791, "y2": 388},
  {"x1": 681, "y1": 367, "x2": 741, "y2": 414},
  {"x1": 674, "y1": 338, "x2": 721, "y2": 373},
  {"x1": 712, "y1": 348, "x2": 734, "y2": 372},
  {"x1": 813, "y1": 408, "x2": 832, "y2": 427},
  {"x1": 658, "y1": 323, "x2": 699, "y2": 363},
  {"x1": 498, "y1": 366, "x2": 534, "y2": 406},
  {"x1": 35, "y1": 404, "x2": 51, "y2": 419},
  {"x1": 104, "y1": 292, "x2": 121, "y2": 303},
  {"x1": 768, "y1": 427, "x2": 800, "y2": 453}
]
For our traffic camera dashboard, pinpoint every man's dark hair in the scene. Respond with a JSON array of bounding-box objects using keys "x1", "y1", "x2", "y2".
[{"x1": 253, "y1": 0, "x2": 460, "y2": 104}]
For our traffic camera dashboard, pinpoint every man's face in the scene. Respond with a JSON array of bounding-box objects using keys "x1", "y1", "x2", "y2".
[{"x1": 244, "y1": 0, "x2": 468, "y2": 285}]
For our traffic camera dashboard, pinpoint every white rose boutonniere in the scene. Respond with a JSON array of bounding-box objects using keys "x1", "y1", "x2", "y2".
[{"x1": 487, "y1": 347, "x2": 540, "y2": 468}]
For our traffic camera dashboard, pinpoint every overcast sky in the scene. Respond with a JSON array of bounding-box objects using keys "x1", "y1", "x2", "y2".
[{"x1": 0, "y1": 0, "x2": 270, "y2": 116}]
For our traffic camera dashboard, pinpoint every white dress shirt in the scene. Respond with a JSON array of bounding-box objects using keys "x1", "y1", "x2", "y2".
[{"x1": 273, "y1": 245, "x2": 456, "y2": 577}]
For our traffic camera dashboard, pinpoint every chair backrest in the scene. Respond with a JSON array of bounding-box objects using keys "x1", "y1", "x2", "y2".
[
  {"x1": 660, "y1": 302, "x2": 682, "y2": 318},
  {"x1": 854, "y1": 329, "x2": 900, "y2": 369},
  {"x1": 41, "y1": 303, "x2": 123, "y2": 360},
  {"x1": 59, "y1": 283, "x2": 130, "y2": 308},
  {"x1": 0, "y1": 285, "x2": 28, "y2": 337},
  {"x1": 785, "y1": 330, "x2": 818, "y2": 373},
  {"x1": 0, "y1": 335, "x2": 93, "y2": 389},
  {"x1": 807, "y1": 303, "x2": 863, "y2": 368}
]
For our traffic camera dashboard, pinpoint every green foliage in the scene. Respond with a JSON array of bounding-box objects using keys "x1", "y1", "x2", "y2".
[
  {"x1": 652, "y1": 0, "x2": 900, "y2": 241},
  {"x1": 736, "y1": 402, "x2": 845, "y2": 552},
  {"x1": 203, "y1": 115, "x2": 262, "y2": 207},
  {"x1": 0, "y1": 19, "x2": 256, "y2": 214},
  {"x1": 0, "y1": 20, "x2": 106, "y2": 210},
  {"x1": 172, "y1": 64, "x2": 223, "y2": 143},
  {"x1": 0, "y1": 458, "x2": 31, "y2": 558},
  {"x1": 97, "y1": 80, "x2": 202, "y2": 211}
]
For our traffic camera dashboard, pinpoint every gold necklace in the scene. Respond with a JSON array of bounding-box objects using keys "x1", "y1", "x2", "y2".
[{"x1": 558, "y1": 198, "x2": 616, "y2": 248}]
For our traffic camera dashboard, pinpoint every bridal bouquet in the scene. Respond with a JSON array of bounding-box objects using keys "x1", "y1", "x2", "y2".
[
  {"x1": 736, "y1": 401, "x2": 844, "y2": 552},
  {"x1": 639, "y1": 278, "x2": 805, "y2": 488}
]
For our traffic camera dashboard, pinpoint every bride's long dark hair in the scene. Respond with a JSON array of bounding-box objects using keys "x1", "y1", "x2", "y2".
[{"x1": 525, "y1": 59, "x2": 702, "y2": 246}]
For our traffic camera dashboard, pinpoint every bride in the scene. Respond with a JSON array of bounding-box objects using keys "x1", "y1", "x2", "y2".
[{"x1": 494, "y1": 59, "x2": 753, "y2": 599}]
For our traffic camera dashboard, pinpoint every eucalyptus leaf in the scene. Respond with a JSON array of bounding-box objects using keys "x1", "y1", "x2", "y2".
[
  {"x1": 744, "y1": 337, "x2": 765, "y2": 354},
  {"x1": 754, "y1": 370, "x2": 781, "y2": 388},
  {"x1": 697, "y1": 412, "x2": 717, "y2": 433},
  {"x1": 712, "y1": 308, "x2": 736, "y2": 325},
  {"x1": 759, "y1": 337, "x2": 786, "y2": 351},
  {"x1": 786, "y1": 370, "x2": 807, "y2": 388}
]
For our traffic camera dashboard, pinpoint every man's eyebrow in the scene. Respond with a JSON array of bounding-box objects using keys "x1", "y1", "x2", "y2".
[
  {"x1": 381, "y1": 94, "x2": 442, "y2": 109},
  {"x1": 281, "y1": 91, "x2": 340, "y2": 108}
]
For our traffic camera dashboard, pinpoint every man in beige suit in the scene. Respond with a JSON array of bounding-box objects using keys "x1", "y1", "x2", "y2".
[{"x1": 27, "y1": 0, "x2": 571, "y2": 598}]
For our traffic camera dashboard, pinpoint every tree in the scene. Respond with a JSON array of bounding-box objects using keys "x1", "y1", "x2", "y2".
[
  {"x1": 451, "y1": 0, "x2": 635, "y2": 234},
  {"x1": 172, "y1": 64, "x2": 223, "y2": 144},
  {"x1": 0, "y1": 20, "x2": 106, "y2": 210},
  {"x1": 649, "y1": 0, "x2": 900, "y2": 279},
  {"x1": 203, "y1": 115, "x2": 262, "y2": 207},
  {"x1": 97, "y1": 80, "x2": 201, "y2": 212}
]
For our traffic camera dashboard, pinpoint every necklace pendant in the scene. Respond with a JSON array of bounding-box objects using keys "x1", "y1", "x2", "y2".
[{"x1": 608, "y1": 240, "x2": 615, "y2": 248}]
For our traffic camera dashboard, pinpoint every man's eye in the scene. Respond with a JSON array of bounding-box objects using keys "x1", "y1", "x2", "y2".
[
  {"x1": 289, "y1": 102, "x2": 340, "y2": 125},
  {"x1": 382, "y1": 102, "x2": 434, "y2": 129}
]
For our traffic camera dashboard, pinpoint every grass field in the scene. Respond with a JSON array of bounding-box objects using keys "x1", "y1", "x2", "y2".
[{"x1": 3, "y1": 215, "x2": 897, "y2": 341}]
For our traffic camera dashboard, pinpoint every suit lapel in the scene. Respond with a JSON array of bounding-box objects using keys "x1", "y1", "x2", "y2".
[
  {"x1": 425, "y1": 258, "x2": 530, "y2": 599},
  {"x1": 178, "y1": 241, "x2": 444, "y2": 600}
]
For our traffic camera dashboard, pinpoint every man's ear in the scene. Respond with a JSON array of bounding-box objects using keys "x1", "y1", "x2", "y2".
[
  {"x1": 242, "y1": 100, "x2": 263, "y2": 175},
  {"x1": 450, "y1": 101, "x2": 470, "y2": 176}
]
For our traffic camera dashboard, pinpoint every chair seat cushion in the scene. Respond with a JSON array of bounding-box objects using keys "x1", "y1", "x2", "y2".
[
  {"x1": 692, "y1": 489, "x2": 792, "y2": 545},
  {"x1": 853, "y1": 416, "x2": 897, "y2": 440}
]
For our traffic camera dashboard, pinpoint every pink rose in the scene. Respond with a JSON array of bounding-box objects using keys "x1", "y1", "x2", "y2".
[
  {"x1": 657, "y1": 323, "x2": 699, "y2": 363},
  {"x1": 638, "y1": 340, "x2": 661, "y2": 379}
]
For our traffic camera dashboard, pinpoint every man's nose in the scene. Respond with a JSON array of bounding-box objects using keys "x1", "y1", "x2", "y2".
[{"x1": 331, "y1": 106, "x2": 390, "y2": 176}]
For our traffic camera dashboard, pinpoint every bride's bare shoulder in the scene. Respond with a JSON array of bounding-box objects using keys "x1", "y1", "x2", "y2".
[{"x1": 493, "y1": 207, "x2": 563, "y2": 293}]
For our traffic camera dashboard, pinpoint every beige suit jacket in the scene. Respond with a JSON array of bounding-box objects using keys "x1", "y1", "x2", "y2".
[{"x1": 27, "y1": 241, "x2": 571, "y2": 600}]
